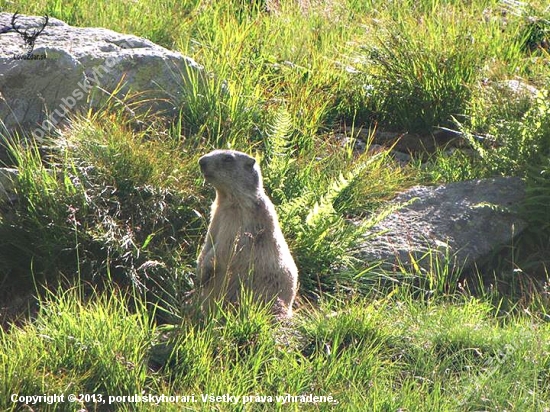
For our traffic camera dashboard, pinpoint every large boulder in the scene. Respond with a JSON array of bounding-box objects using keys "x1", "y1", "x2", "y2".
[
  {"x1": 0, "y1": 12, "x2": 202, "y2": 139},
  {"x1": 359, "y1": 177, "x2": 527, "y2": 273}
]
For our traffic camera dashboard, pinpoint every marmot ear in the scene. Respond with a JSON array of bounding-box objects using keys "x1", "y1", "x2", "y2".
[{"x1": 244, "y1": 156, "x2": 256, "y2": 169}]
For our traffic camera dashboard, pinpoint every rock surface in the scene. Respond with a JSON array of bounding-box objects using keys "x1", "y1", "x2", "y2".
[
  {"x1": 499, "y1": 79, "x2": 539, "y2": 99},
  {"x1": 0, "y1": 12, "x2": 202, "y2": 138},
  {"x1": 359, "y1": 177, "x2": 527, "y2": 273}
]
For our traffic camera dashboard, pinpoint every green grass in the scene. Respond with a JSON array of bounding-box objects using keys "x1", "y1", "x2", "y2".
[
  {"x1": 2, "y1": 288, "x2": 550, "y2": 411},
  {"x1": 1, "y1": 0, "x2": 550, "y2": 410}
]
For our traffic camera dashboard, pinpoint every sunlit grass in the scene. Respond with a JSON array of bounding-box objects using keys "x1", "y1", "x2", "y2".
[
  {"x1": 2, "y1": 288, "x2": 550, "y2": 411},
  {"x1": 0, "y1": 0, "x2": 549, "y2": 410}
]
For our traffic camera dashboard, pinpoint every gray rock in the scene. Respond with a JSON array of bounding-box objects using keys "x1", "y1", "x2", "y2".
[
  {"x1": 359, "y1": 177, "x2": 527, "y2": 273},
  {"x1": 499, "y1": 79, "x2": 539, "y2": 99},
  {"x1": 0, "y1": 12, "x2": 202, "y2": 138}
]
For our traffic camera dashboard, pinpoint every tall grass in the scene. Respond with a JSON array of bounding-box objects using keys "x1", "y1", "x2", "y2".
[
  {"x1": 350, "y1": 1, "x2": 528, "y2": 132},
  {"x1": 0, "y1": 112, "x2": 202, "y2": 322},
  {"x1": 0, "y1": 0, "x2": 549, "y2": 409},
  {"x1": 1, "y1": 287, "x2": 155, "y2": 410},
  {"x1": 3, "y1": 287, "x2": 550, "y2": 411}
]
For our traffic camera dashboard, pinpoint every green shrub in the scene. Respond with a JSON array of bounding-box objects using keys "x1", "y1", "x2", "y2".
[
  {"x1": 464, "y1": 89, "x2": 550, "y2": 176},
  {"x1": 262, "y1": 109, "x2": 406, "y2": 297},
  {"x1": 0, "y1": 115, "x2": 201, "y2": 310}
]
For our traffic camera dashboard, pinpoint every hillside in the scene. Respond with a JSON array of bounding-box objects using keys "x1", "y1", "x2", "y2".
[{"x1": 1, "y1": 0, "x2": 550, "y2": 410}]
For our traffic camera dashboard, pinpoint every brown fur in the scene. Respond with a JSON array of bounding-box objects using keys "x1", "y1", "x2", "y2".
[{"x1": 197, "y1": 150, "x2": 298, "y2": 318}]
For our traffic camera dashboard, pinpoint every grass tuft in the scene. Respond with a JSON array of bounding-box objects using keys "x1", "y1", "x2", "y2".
[{"x1": 0, "y1": 0, "x2": 549, "y2": 409}]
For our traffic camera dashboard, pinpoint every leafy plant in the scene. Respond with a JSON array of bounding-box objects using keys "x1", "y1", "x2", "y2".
[
  {"x1": 262, "y1": 110, "x2": 390, "y2": 297},
  {"x1": 463, "y1": 89, "x2": 550, "y2": 176}
]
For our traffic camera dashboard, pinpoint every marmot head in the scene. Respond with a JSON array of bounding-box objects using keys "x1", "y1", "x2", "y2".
[{"x1": 199, "y1": 150, "x2": 263, "y2": 199}]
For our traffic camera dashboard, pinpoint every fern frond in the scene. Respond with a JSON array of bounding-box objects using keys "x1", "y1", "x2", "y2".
[
  {"x1": 305, "y1": 157, "x2": 376, "y2": 228},
  {"x1": 267, "y1": 107, "x2": 293, "y2": 157},
  {"x1": 264, "y1": 107, "x2": 296, "y2": 202}
]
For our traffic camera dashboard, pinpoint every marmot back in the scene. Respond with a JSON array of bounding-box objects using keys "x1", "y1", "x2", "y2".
[{"x1": 197, "y1": 149, "x2": 298, "y2": 318}]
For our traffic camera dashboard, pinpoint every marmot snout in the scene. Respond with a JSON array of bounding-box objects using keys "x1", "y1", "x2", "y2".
[{"x1": 197, "y1": 149, "x2": 298, "y2": 318}]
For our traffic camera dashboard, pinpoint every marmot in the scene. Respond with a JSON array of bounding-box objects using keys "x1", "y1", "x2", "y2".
[{"x1": 197, "y1": 149, "x2": 298, "y2": 318}]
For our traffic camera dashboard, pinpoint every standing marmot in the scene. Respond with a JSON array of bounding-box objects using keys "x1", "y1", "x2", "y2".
[{"x1": 197, "y1": 149, "x2": 298, "y2": 318}]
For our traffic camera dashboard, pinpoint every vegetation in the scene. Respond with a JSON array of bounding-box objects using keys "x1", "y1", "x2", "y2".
[{"x1": 0, "y1": 0, "x2": 549, "y2": 410}]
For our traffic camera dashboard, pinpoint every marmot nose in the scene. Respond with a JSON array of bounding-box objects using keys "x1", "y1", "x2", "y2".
[{"x1": 199, "y1": 157, "x2": 207, "y2": 172}]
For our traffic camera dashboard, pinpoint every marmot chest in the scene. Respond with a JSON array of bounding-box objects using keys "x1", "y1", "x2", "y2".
[{"x1": 209, "y1": 203, "x2": 270, "y2": 257}]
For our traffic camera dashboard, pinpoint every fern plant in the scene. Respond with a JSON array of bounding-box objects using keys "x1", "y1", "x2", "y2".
[
  {"x1": 262, "y1": 109, "x2": 375, "y2": 297},
  {"x1": 262, "y1": 107, "x2": 296, "y2": 204},
  {"x1": 461, "y1": 89, "x2": 550, "y2": 176}
]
